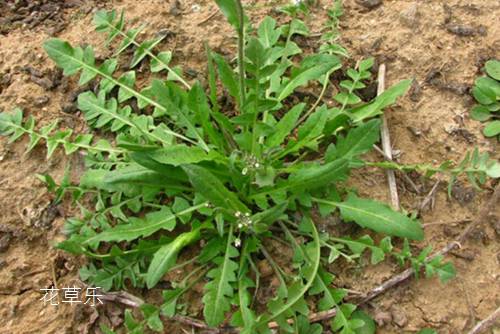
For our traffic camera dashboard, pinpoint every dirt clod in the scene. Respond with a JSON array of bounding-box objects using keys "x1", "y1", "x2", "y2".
[
  {"x1": 0, "y1": 233, "x2": 11, "y2": 253},
  {"x1": 356, "y1": 0, "x2": 382, "y2": 10},
  {"x1": 391, "y1": 307, "x2": 408, "y2": 327},
  {"x1": 409, "y1": 79, "x2": 422, "y2": 102},
  {"x1": 451, "y1": 184, "x2": 476, "y2": 204},
  {"x1": 33, "y1": 95, "x2": 50, "y2": 107},
  {"x1": 446, "y1": 24, "x2": 487, "y2": 37},
  {"x1": 374, "y1": 310, "x2": 392, "y2": 326},
  {"x1": 399, "y1": 4, "x2": 419, "y2": 29}
]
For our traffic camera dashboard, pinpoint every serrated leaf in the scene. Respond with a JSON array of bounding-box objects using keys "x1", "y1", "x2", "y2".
[
  {"x1": 131, "y1": 38, "x2": 163, "y2": 68},
  {"x1": 258, "y1": 16, "x2": 281, "y2": 48},
  {"x1": 43, "y1": 39, "x2": 83, "y2": 76},
  {"x1": 256, "y1": 217, "x2": 320, "y2": 326},
  {"x1": 203, "y1": 225, "x2": 239, "y2": 326},
  {"x1": 118, "y1": 71, "x2": 136, "y2": 102},
  {"x1": 81, "y1": 204, "x2": 204, "y2": 245}
]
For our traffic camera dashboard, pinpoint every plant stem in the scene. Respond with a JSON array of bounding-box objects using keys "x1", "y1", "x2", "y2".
[{"x1": 235, "y1": 0, "x2": 247, "y2": 109}]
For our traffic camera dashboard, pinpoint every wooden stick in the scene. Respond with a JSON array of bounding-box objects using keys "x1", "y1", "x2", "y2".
[
  {"x1": 377, "y1": 64, "x2": 400, "y2": 210},
  {"x1": 466, "y1": 306, "x2": 500, "y2": 334}
]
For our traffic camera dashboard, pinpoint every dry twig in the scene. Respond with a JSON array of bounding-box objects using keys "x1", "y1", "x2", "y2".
[
  {"x1": 377, "y1": 64, "x2": 400, "y2": 210},
  {"x1": 466, "y1": 306, "x2": 500, "y2": 334}
]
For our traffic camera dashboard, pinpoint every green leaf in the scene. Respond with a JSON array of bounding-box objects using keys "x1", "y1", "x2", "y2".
[
  {"x1": 258, "y1": 16, "x2": 281, "y2": 48},
  {"x1": 103, "y1": 163, "x2": 188, "y2": 190},
  {"x1": 334, "y1": 92, "x2": 361, "y2": 105},
  {"x1": 252, "y1": 201, "x2": 288, "y2": 233},
  {"x1": 417, "y1": 329, "x2": 437, "y2": 334},
  {"x1": 161, "y1": 288, "x2": 183, "y2": 317},
  {"x1": 435, "y1": 262, "x2": 456, "y2": 283},
  {"x1": 124, "y1": 309, "x2": 141, "y2": 331},
  {"x1": 213, "y1": 53, "x2": 240, "y2": 105},
  {"x1": 147, "y1": 145, "x2": 220, "y2": 166},
  {"x1": 118, "y1": 71, "x2": 136, "y2": 102},
  {"x1": 256, "y1": 217, "x2": 321, "y2": 325},
  {"x1": 278, "y1": 62, "x2": 340, "y2": 101},
  {"x1": 146, "y1": 228, "x2": 201, "y2": 288},
  {"x1": 43, "y1": 39, "x2": 83, "y2": 76},
  {"x1": 286, "y1": 159, "x2": 349, "y2": 193},
  {"x1": 151, "y1": 51, "x2": 172, "y2": 73},
  {"x1": 318, "y1": 194, "x2": 424, "y2": 240},
  {"x1": 188, "y1": 82, "x2": 225, "y2": 150},
  {"x1": 182, "y1": 164, "x2": 249, "y2": 214},
  {"x1": 473, "y1": 77, "x2": 499, "y2": 105},
  {"x1": 81, "y1": 203, "x2": 206, "y2": 245},
  {"x1": 352, "y1": 310, "x2": 376, "y2": 334},
  {"x1": 470, "y1": 105, "x2": 492, "y2": 121},
  {"x1": 131, "y1": 38, "x2": 163, "y2": 68},
  {"x1": 485, "y1": 59, "x2": 500, "y2": 80},
  {"x1": 203, "y1": 225, "x2": 239, "y2": 326},
  {"x1": 266, "y1": 103, "x2": 305, "y2": 147},
  {"x1": 483, "y1": 120, "x2": 500, "y2": 137},
  {"x1": 215, "y1": 0, "x2": 241, "y2": 29},
  {"x1": 330, "y1": 119, "x2": 380, "y2": 161},
  {"x1": 348, "y1": 80, "x2": 412, "y2": 123}
]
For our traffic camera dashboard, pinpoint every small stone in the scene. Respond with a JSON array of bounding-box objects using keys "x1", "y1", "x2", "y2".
[
  {"x1": 30, "y1": 75, "x2": 53, "y2": 90},
  {"x1": 446, "y1": 24, "x2": 478, "y2": 36},
  {"x1": 400, "y1": 4, "x2": 419, "y2": 29},
  {"x1": 391, "y1": 308, "x2": 408, "y2": 327},
  {"x1": 62, "y1": 103, "x2": 77, "y2": 114},
  {"x1": 374, "y1": 310, "x2": 392, "y2": 326},
  {"x1": 33, "y1": 95, "x2": 49, "y2": 107},
  {"x1": 356, "y1": 0, "x2": 382, "y2": 10},
  {"x1": 451, "y1": 184, "x2": 475, "y2": 204}
]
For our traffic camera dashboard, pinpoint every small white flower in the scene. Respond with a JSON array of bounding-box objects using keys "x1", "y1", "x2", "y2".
[
  {"x1": 247, "y1": 220, "x2": 253, "y2": 225},
  {"x1": 254, "y1": 162, "x2": 260, "y2": 168},
  {"x1": 245, "y1": 212, "x2": 250, "y2": 217},
  {"x1": 242, "y1": 167, "x2": 248, "y2": 175},
  {"x1": 234, "y1": 238, "x2": 241, "y2": 247},
  {"x1": 235, "y1": 211, "x2": 241, "y2": 218},
  {"x1": 238, "y1": 223, "x2": 243, "y2": 229}
]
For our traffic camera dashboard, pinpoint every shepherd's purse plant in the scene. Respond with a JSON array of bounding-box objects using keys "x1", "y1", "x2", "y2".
[{"x1": 1, "y1": 1, "x2": 499, "y2": 333}]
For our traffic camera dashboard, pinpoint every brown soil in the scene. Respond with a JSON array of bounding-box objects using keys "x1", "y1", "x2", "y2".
[{"x1": 0, "y1": 0, "x2": 499, "y2": 333}]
